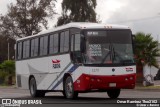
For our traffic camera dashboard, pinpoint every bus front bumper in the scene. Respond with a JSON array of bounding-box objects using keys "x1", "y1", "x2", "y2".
[{"x1": 74, "y1": 73, "x2": 136, "y2": 91}]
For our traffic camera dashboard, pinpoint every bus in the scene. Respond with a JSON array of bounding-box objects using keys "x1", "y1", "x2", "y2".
[{"x1": 15, "y1": 22, "x2": 136, "y2": 99}]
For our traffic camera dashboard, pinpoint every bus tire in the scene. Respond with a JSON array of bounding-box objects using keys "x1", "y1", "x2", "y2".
[
  {"x1": 64, "y1": 76, "x2": 78, "y2": 99},
  {"x1": 29, "y1": 77, "x2": 45, "y2": 97},
  {"x1": 107, "y1": 89, "x2": 120, "y2": 99}
]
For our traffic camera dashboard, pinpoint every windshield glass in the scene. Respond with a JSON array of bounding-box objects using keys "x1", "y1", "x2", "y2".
[{"x1": 84, "y1": 30, "x2": 135, "y2": 64}]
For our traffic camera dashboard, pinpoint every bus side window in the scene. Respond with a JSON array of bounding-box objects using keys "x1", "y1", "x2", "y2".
[
  {"x1": 71, "y1": 34, "x2": 74, "y2": 52},
  {"x1": 31, "y1": 38, "x2": 39, "y2": 57},
  {"x1": 70, "y1": 34, "x2": 75, "y2": 61},
  {"x1": 71, "y1": 34, "x2": 82, "y2": 63},
  {"x1": 40, "y1": 37, "x2": 44, "y2": 56},
  {"x1": 34, "y1": 38, "x2": 39, "y2": 56},
  {"x1": 49, "y1": 33, "x2": 59, "y2": 54},
  {"x1": 40, "y1": 36, "x2": 48, "y2": 56},
  {"x1": 60, "y1": 31, "x2": 69, "y2": 53},
  {"x1": 64, "y1": 31, "x2": 69, "y2": 52},
  {"x1": 23, "y1": 40, "x2": 30, "y2": 59},
  {"x1": 31, "y1": 39, "x2": 35, "y2": 57},
  {"x1": 75, "y1": 34, "x2": 81, "y2": 51},
  {"x1": 17, "y1": 42, "x2": 22, "y2": 60},
  {"x1": 60, "y1": 32, "x2": 65, "y2": 53},
  {"x1": 75, "y1": 34, "x2": 82, "y2": 63}
]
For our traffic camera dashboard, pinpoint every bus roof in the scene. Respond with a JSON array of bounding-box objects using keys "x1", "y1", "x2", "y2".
[{"x1": 17, "y1": 22, "x2": 130, "y2": 41}]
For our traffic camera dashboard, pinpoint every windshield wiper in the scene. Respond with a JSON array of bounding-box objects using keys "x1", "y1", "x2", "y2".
[
  {"x1": 101, "y1": 45, "x2": 112, "y2": 64},
  {"x1": 101, "y1": 51, "x2": 111, "y2": 64}
]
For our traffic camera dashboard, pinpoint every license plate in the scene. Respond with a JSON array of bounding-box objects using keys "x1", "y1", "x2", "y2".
[{"x1": 109, "y1": 83, "x2": 116, "y2": 87}]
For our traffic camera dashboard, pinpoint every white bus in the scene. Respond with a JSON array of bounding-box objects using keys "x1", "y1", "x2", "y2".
[{"x1": 16, "y1": 22, "x2": 136, "y2": 99}]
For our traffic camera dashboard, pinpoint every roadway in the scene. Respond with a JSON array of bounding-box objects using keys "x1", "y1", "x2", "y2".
[{"x1": 0, "y1": 87, "x2": 160, "y2": 107}]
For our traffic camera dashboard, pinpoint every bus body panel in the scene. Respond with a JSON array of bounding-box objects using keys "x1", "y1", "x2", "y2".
[
  {"x1": 16, "y1": 54, "x2": 73, "y2": 90},
  {"x1": 15, "y1": 23, "x2": 136, "y2": 97},
  {"x1": 16, "y1": 50, "x2": 136, "y2": 91},
  {"x1": 72, "y1": 65, "x2": 136, "y2": 91},
  {"x1": 73, "y1": 73, "x2": 136, "y2": 91}
]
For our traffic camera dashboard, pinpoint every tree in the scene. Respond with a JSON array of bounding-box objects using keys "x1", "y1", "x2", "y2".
[
  {"x1": 0, "y1": 35, "x2": 15, "y2": 62},
  {"x1": 0, "y1": 60, "x2": 15, "y2": 85},
  {"x1": 134, "y1": 32, "x2": 159, "y2": 67},
  {"x1": 0, "y1": 0, "x2": 56, "y2": 38},
  {"x1": 57, "y1": 0, "x2": 97, "y2": 26},
  {"x1": 56, "y1": 13, "x2": 71, "y2": 27},
  {"x1": 0, "y1": 60, "x2": 15, "y2": 75},
  {"x1": 134, "y1": 32, "x2": 160, "y2": 83}
]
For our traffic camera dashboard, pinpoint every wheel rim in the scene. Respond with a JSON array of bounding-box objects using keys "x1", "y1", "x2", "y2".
[{"x1": 65, "y1": 77, "x2": 73, "y2": 98}]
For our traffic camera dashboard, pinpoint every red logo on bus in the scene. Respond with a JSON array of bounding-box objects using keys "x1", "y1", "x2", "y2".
[
  {"x1": 52, "y1": 59, "x2": 60, "y2": 64},
  {"x1": 52, "y1": 59, "x2": 61, "y2": 69},
  {"x1": 125, "y1": 67, "x2": 133, "y2": 72}
]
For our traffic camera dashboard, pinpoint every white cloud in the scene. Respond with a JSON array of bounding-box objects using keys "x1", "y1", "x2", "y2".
[
  {"x1": 105, "y1": 0, "x2": 160, "y2": 40},
  {"x1": 96, "y1": 0, "x2": 127, "y2": 23},
  {"x1": 0, "y1": 0, "x2": 16, "y2": 15},
  {"x1": 0, "y1": 1, "x2": 10, "y2": 15},
  {"x1": 1, "y1": 0, "x2": 160, "y2": 41}
]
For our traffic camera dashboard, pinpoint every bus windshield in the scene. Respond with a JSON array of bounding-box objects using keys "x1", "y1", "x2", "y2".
[{"x1": 84, "y1": 30, "x2": 135, "y2": 65}]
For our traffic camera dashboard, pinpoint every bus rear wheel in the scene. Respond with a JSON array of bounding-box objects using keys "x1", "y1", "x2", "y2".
[
  {"x1": 64, "y1": 76, "x2": 78, "y2": 99},
  {"x1": 107, "y1": 89, "x2": 120, "y2": 99},
  {"x1": 29, "y1": 77, "x2": 45, "y2": 97}
]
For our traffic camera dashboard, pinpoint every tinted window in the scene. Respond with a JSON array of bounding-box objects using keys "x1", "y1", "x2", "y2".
[
  {"x1": 71, "y1": 35, "x2": 74, "y2": 51},
  {"x1": 53, "y1": 34, "x2": 59, "y2": 53},
  {"x1": 23, "y1": 40, "x2": 30, "y2": 58},
  {"x1": 84, "y1": 30, "x2": 134, "y2": 64},
  {"x1": 60, "y1": 32, "x2": 65, "y2": 52},
  {"x1": 34, "y1": 38, "x2": 39, "y2": 56},
  {"x1": 40, "y1": 36, "x2": 48, "y2": 56},
  {"x1": 64, "y1": 31, "x2": 69, "y2": 52},
  {"x1": 44, "y1": 36, "x2": 48, "y2": 55},
  {"x1": 22, "y1": 41, "x2": 26, "y2": 58},
  {"x1": 60, "y1": 31, "x2": 69, "y2": 53},
  {"x1": 40, "y1": 37, "x2": 43, "y2": 55},
  {"x1": 17, "y1": 42, "x2": 22, "y2": 59},
  {"x1": 75, "y1": 34, "x2": 81, "y2": 51},
  {"x1": 108, "y1": 30, "x2": 132, "y2": 44},
  {"x1": 49, "y1": 33, "x2": 59, "y2": 54},
  {"x1": 31, "y1": 38, "x2": 39, "y2": 57},
  {"x1": 31, "y1": 39, "x2": 34, "y2": 57}
]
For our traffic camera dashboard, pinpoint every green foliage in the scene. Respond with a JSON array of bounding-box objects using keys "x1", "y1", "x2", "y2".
[
  {"x1": 0, "y1": 0, "x2": 56, "y2": 38},
  {"x1": 0, "y1": 70, "x2": 9, "y2": 84},
  {"x1": 134, "y1": 32, "x2": 160, "y2": 68},
  {"x1": 56, "y1": 14, "x2": 71, "y2": 27},
  {"x1": 0, "y1": 60, "x2": 15, "y2": 85},
  {"x1": 57, "y1": 0, "x2": 98, "y2": 26},
  {"x1": 0, "y1": 60, "x2": 15, "y2": 75}
]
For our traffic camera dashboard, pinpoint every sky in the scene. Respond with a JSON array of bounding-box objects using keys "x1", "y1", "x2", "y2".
[{"x1": 0, "y1": 0, "x2": 160, "y2": 41}]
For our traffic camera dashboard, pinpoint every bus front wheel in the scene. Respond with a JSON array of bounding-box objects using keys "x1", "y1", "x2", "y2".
[
  {"x1": 107, "y1": 89, "x2": 120, "y2": 99},
  {"x1": 29, "y1": 77, "x2": 45, "y2": 97},
  {"x1": 64, "y1": 76, "x2": 78, "y2": 99}
]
